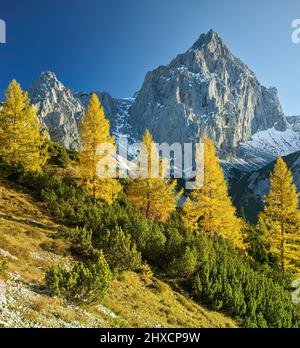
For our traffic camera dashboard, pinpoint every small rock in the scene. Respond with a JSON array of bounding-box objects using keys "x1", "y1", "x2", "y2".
[
  {"x1": 0, "y1": 248, "x2": 18, "y2": 261},
  {"x1": 98, "y1": 304, "x2": 117, "y2": 319}
]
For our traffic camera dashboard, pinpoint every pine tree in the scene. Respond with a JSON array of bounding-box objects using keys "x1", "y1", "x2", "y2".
[
  {"x1": 183, "y1": 139, "x2": 244, "y2": 249},
  {"x1": 0, "y1": 80, "x2": 47, "y2": 171},
  {"x1": 45, "y1": 250, "x2": 112, "y2": 304},
  {"x1": 97, "y1": 226, "x2": 142, "y2": 273},
  {"x1": 127, "y1": 130, "x2": 182, "y2": 222},
  {"x1": 78, "y1": 93, "x2": 121, "y2": 204},
  {"x1": 259, "y1": 157, "x2": 300, "y2": 274}
]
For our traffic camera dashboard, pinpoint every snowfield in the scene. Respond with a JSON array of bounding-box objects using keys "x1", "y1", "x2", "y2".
[{"x1": 232, "y1": 127, "x2": 300, "y2": 171}]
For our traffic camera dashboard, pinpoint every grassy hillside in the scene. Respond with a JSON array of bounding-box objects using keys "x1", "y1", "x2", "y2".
[{"x1": 0, "y1": 180, "x2": 236, "y2": 328}]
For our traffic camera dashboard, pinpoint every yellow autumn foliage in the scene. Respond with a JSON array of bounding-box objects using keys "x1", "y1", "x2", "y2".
[
  {"x1": 183, "y1": 139, "x2": 245, "y2": 249},
  {"x1": 78, "y1": 93, "x2": 121, "y2": 204},
  {"x1": 0, "y1": 80, "x2": 48, "y2": 171},
  {"x1": 128, "y1": 130, "x2": 182, "y2": 222},
  {"x1": 259, "y1": 157, "x2": 300, "y2": 274}
]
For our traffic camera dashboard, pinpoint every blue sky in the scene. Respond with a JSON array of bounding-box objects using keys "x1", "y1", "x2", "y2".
[{"x1": 0, "y1": 0, "x2": 300, "y2": 114}]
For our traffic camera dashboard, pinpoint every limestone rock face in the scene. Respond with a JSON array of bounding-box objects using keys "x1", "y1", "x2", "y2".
[
  {"x1": 28, "y1": 71, "x2": 84, "y2": 150},
  {"x1": 28, "y1": 72, "x2": 131, "y2": 150},
  {"x1": 129, "y1": 30, "x2": 288, "y2": 159},
  {"x1": 76, "y1": 91, "x2": 117, "y2": 129}
]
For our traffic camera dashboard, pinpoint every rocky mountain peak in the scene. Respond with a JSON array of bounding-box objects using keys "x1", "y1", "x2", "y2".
[
  {"x1": 28, "y1": 72, "x2": 84, "y2": 150},
  {"x1": 28, "y1": 72, "x2": 134, "y2": 150},
  {"x1": 129, "y1": 30, "x2": 288, "y2": 164},
  {"x1": 187, "y1": 30, "x2": 253, "y2": 84},
  {"x1": 30, "y1": 71, "x2": 64, "y2": 95},
  {"x1": 191, "y1": 29, "x2": 223, "y2": 50},
  {"x1": 39, "y1": 70, "x2": 59, "y2": 82}
]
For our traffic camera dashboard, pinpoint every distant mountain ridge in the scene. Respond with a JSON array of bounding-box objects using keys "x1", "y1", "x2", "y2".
[
  {"x1": 27, "y1": 30, "x2": 300, "y2": 171},
  {"x1": 230, "y1": 150, "x2": 300, "y2": 222}
]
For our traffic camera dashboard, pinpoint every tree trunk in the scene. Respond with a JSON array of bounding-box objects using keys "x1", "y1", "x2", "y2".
[
  {"x1": 146, "y1": 180, "x2": 151, "y2": 219},
  {"x1": 281, "y1": 219, "x2": 285, "y2": 273}
]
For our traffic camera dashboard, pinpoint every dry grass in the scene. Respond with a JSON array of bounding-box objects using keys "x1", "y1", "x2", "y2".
[
  {"x1": 0, "y1": 180, "x2": 70, "y2": 287},
  {"x1": 40, "y1": 239, "x2": 68, "y2": 255},
  {"x1": 103, "y1": 272, "x2": 236, "y2": 328},
  {"x1": 31, "y1": 297, "x2": 50, "y2": 313},
  {"x1": 0, "y1": 180, "x2": 53, "y2": 224}
]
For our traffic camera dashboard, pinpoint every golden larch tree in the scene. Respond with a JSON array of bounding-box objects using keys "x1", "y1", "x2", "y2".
[
  {"x1": 259, "y1": 157, "x2": 300, "y2": 274},
  {"x1": 0, "y1": 80, "x2": 47, "y2": 171},
  {"x1": 78, "y1": 93, "x2": 121, "y2": 204},
  {"x1": 127, "y1": 130, "x2": 182, "y2": 222},
  {"x1": 183, "y1": 138, "x2": 245, "y2": 249}
]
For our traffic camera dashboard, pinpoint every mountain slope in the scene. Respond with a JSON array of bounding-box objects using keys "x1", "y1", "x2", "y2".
[
  {"x1": 230, "y1": 150, "x2": 300, "y2": 222},
  {"x1": 0, "y1": 180, "x2": 236, "y2": 328},
  {"x1": 236, "y1": 128, "x2": 300, "y2": 170}
]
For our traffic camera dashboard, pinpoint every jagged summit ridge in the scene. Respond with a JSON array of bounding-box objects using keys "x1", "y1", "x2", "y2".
[{"x1": 192, "y1": 29, "x2": 220, "y2": 48}]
